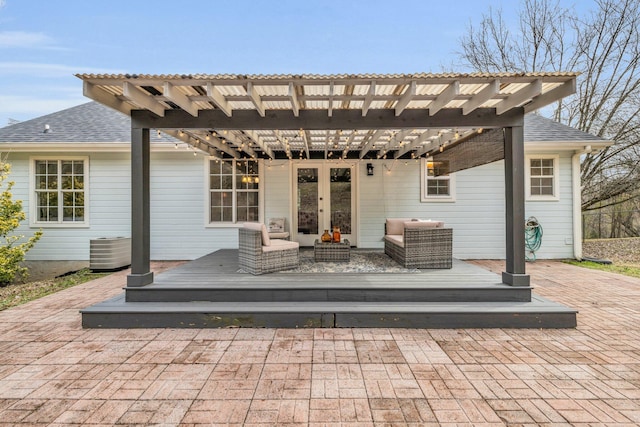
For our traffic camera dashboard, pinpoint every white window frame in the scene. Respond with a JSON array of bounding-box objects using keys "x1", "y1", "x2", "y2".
[
  {"x1": 420, "y1": 157, "x2": 456, "y2": 202},
  {"x1": 526, "y1": 154, "x2": 560, "y2": 201},
  {"x1": 29, "y1": 156, "x2": 90, "y2": 228},
  {"x1": 205, "y1": 158, "x2": 264, "y2": 227}
]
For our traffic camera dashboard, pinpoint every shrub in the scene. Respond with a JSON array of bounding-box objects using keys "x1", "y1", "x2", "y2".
[{"x1": 0, "y1": 161, "x2": 42, "y2": 284}]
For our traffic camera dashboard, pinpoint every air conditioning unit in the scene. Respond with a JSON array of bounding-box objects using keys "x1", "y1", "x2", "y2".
[{"x1": 90, "y1": 237, "x2": 131, "y2": 271}]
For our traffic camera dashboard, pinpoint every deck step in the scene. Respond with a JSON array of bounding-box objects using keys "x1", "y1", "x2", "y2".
[
  {"x1": 81, "y1": 294, "x2": 577, "y2": 329},
  {"x1": 124, "y1": 282, "x2": 532, "y2": 303}
]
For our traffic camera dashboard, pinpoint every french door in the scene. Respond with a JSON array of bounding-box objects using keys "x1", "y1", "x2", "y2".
[{"x1": 293, "y1": 162, "x2": 356, "y2": 246}]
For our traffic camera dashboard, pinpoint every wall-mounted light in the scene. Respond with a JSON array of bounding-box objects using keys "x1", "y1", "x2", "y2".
[{"x1": 367, "y1": 163, "x2": 374, "y2": 176}]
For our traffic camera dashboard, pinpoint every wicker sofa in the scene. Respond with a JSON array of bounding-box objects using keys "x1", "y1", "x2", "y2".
[
  {"x1": 384, "y1": 218, "x2": 453, "y2": 269},
  {"x1": 239, "y1": 223, "x2": 299, "y2": 275}
]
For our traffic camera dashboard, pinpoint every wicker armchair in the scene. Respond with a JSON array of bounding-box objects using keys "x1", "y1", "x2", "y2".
[
  {"x1": 239, "y1": 223, "x2": 299, "y2": 275},
  {"x1": 384, "y1": 218, "x2": 453, "y2": 269}
]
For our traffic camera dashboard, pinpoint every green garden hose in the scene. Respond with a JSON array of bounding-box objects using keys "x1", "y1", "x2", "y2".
[{"x1": 525, "y1": 216, "x2": 543, "y2": 261}]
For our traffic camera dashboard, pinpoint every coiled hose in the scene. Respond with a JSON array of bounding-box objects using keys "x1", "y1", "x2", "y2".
[{"x1": 525, "y1": 216, "x2": 543, "y2": 261}]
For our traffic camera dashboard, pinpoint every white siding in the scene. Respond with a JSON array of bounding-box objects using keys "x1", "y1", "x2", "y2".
[
  {"x1": 9, "y1": 151, "x2": 238, "y2": 261},
  {"x1": 263, "y1": 160, "x2": 292, "y2": 234},
  {"x1": 7, "y1": 151, "x2": 131, "y2": 261},
  {"x1": 355, "y1": 156, "x2": 574, "y2": 259},
  {"x1": 6, "y1": 150, "x2": 575, "y2": 262},
  {"x1": 524, "y1": 153, "x2": 575, "y2": 259},
  {"x1": 149, "y1": 153, "x2": 237, "y2": 260}
]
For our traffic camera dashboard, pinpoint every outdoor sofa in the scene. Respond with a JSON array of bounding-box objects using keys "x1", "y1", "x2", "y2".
[
  {"x1": 384, "y1": 218, "x2": 453, "y2": 269},
  {"x1": 239, "y1": 222, "x2": 299, "y2": 274}
]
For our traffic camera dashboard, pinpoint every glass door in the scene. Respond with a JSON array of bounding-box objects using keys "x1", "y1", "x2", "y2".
[{"x1": 294, "y1": 163, "x2": 356, "y2": 246}]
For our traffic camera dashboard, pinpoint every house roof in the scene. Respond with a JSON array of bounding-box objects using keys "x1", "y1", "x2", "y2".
[
  {"x1": 0, "y1": 101, "x2": 612, "y2": 154},
  {"x1": 523, "y1": 113, "x2": 609, "y2": 143},
  {"x1": 0, "y1": 101, "x2": 175, "y2": 144}
]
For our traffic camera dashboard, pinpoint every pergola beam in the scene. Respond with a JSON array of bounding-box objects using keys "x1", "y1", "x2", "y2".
[
  {"x1": 342, "y1": 130, "x2": 357, "y2": 159},
  {"x1": 328, "y1": 81, "x2": 334, "y2": 117},
  {"x1": 496, "y1": 80, "x2": 542, "y2": 115},
  {"x1": 131, "y1": 108, "x2": 525, "y2": 131},
  {"x1": 395, "y1": 81, "x2": 416, "y2": 116},
  {"x1": 163, "y1": 82, "x2": 198, "y2": 117},
  {"x1": 289, "y1": 83, "x2": 300, "y2": 117},
  {"x1": 524, "y1": 79, "x2": 575, "y2": 113},
  {"x1": 301, "y1": 130, "x2": 311, "y2": 158},
  {"x1": 84, "y1": 81, "x2": 132, "y2": 116},
  {"x1": 417, "y1": 131, "x2": 456, "y2": 157},
  {"x1": 395, "y1": 129, "x2": 439, "y2": 158},
  {"x1": 206, "y1": 83, "x2": 232, "y2": 117},
  {"x1": 362, "y1": 81, "x2": 376, "y2": 117},
  {"x1": 429, "y1": 81, "x2": 459, "y2": 116},
  {"x1": 359, "y1": 129, "x2": 385, "y2": 159},
  {"x1": 123, "y1": 82, "x2": 165, "y2": 117},
  {"x1": 378, "y1": 129, "x2": 412, "y2": 158},
  {"x1": 274, "y1": 130, "x2": 292, "y2": 159},
  {"x1": 164, "y1": 129, "x2": 239, "y2": 158},
  {"x1": 461, "y1": 79, "x2": 499, "y2": 115},
  {"x1": 246, "y1": 82, "x2": 266, "y2": 117},
  {"x1": 220, "y1": 132, "x2": 258, "y2": 158},
  {"x1": 243, "y1": 130, "x2": 274, "y2": 159}
]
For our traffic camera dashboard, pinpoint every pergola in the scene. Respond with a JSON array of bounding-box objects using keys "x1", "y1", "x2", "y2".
[{"x1": 76, "y1": 72, "x2": 578, "y2": 288}]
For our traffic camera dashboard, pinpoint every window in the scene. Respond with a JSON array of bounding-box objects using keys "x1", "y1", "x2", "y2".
[
  {"x1": 31, "y1": 158, "x2": 88, "y2": 226},
  {"x1": 421, "y1": 158, "x2": 455, "y2": 202},
  {"x1": 209, "y1": 159, "x2": 260, "y2": 223},
  {"x1": 526, "y1": 155, "x2": 559, "y2": 200}
]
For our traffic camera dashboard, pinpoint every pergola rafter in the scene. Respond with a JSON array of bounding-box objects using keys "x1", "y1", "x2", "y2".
[{"x1": 80, "y1": 72, "x2": 576, "y2": 160}]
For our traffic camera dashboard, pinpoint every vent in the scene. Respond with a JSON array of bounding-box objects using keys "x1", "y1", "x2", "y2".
[{"x1": 90, "y1": 237, "x2": 131, "y2": 271}]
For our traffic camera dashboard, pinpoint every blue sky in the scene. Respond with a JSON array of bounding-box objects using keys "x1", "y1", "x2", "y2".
[{"x1": 0, "y1": 0, "x2": 584, "y2": 127}]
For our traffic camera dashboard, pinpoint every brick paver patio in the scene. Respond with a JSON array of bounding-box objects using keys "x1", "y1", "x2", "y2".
[{"x1": 0, "y1": 260, "x2": 638, "y2": 426}]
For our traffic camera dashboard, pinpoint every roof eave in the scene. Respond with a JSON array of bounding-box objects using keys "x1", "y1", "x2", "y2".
[
  {"x1": 524, "y1": 140, "x2": 614, "y2": 152},
  {"x1": 0, "y1": 142, "x2": 200, "y2": 153}
]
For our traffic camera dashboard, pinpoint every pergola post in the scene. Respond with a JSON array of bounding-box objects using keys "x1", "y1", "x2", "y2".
[
  {"x1": 127, "y1": 125, "x2": 153, "y2": 287},
  {"x1": 502, "y1": 125, "x2": 530, "y2": 286}
]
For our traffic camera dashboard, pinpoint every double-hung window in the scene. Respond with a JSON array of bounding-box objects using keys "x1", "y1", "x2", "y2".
[
  {"x1": 526, "y1": 155, "x2": 559, "y2": 200},
  {"x1": 209, "y1": 159, "x2": 260, "y2": 224},
  {"x1": 421, "y1": 158, "x2": 455, "y2": 202},
  {"x1": 31, "y1": 157, "x2": 88, "y2": 226}
]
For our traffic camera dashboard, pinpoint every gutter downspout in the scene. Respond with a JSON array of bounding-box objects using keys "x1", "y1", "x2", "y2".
[{"x1": 572, "y1": 145, "x2": 592, "y2": 260}]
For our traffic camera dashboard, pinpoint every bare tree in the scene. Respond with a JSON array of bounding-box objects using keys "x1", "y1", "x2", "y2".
[{"x1": 457, "y1": 0, "x2": 640, "y2": 234}]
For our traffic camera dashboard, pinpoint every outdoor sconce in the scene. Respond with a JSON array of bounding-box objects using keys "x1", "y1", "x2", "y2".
[{"x1": 367, "y1": 163, "x2": 374, "y2": 176}]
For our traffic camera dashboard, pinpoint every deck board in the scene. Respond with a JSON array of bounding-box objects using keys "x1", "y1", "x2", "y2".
[{"x1": 81, "y1": 249, "x2": 577, "y2": 329}]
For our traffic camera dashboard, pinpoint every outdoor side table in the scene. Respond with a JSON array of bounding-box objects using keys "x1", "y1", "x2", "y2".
[{"x1": 314, "y1": 239, "x2": 351, "y2": 262}]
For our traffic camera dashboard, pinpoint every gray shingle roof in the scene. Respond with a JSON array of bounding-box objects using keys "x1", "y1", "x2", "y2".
[
  {"x1": 0, "y1": 102, "x2": 176, "y2": 143},
  {"x1": 0, "y1": 101, "x2": 610, "y2": 146},
  {"x1": 524, "y1": 114, "x2": 608, "y2": 143}
]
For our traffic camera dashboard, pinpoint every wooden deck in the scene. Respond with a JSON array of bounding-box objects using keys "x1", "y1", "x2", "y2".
[{"x1": 81, "y1": 249, "x2": 577, "y2": 328}]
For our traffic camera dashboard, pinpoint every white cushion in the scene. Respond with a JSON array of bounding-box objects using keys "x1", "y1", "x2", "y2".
[
  {"x1": 403, "y1": 220, "x2": 444, "y2": 229},
  {"x1": 243, "y1": 222, "x2": 271, "y2": 246},
  {"x1": 268, "y1": 231, "x2": 290, "y2": 239},
  {"x1": 384, "y1": 234, "x2": 404, "y2": 247},
  {"x1": 385, "y1": 218, "x2": 413, "y2": 235},
  {"x1": 262, "y1": 239, "x2": 299, "y2": 252}
]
